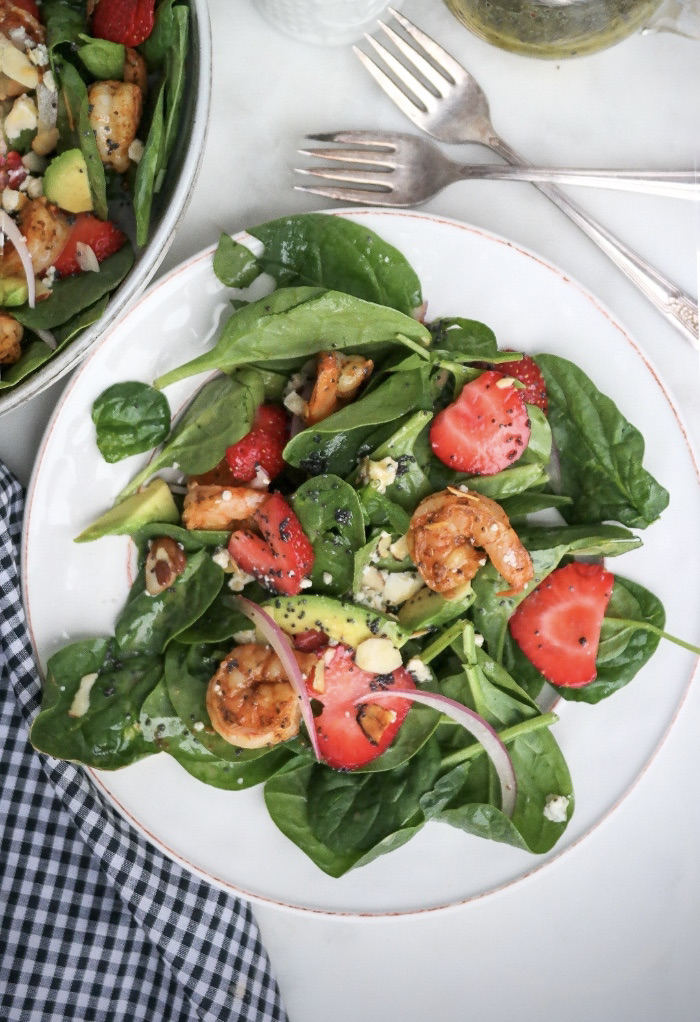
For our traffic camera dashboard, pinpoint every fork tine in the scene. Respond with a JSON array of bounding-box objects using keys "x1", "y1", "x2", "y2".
[
  {"x1": 295, "y1": 166, "x2": 393, "y2": 187},
  {"x1": 298, "y1": 147, "x2": 396, "y2": 168},
  {"x1": 353, "y1": 46, "x2": 431, "y2": 125},
  {"x1": 376, "y1": 20, "x2": 453, "y2": 93},
  {"x1": 305, "y1": 131, "x2": 397, "y2": 149},
  {"x1": 387, "y1": 6, "x2": 468, "y2": 82},
  {"x1": 361, "y1": 35, "x2": 437, "y2": 112},
  {"x1": 294, "y1": 183, "x2": 400, "y2": 206}
]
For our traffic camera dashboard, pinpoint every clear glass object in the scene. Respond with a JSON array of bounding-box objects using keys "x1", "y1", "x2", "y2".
[
  {"x1": 254, "y1": 0, "x2": 403, "y2": 45},
  {"x1": 444, "y1": 0, "x2": 700, "y2": 57}
]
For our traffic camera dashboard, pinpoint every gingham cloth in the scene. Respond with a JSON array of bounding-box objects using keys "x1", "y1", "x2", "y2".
[{"x1": 0, "y1": 460, "x2": 288, "y2": 1022}]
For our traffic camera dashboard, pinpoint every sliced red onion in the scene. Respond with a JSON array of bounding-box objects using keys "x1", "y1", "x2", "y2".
[
  {"x1": 355, "y1": 688, "x2": 517, "y2": 817},
  {"x1": 235, "y1": 596, "x2": 321, "y2": 760},
  {"x1": 0, "y1": 209, "x2": 35, "y2": 308}
]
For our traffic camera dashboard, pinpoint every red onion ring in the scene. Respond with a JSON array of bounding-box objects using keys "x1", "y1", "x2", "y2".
[
  {"x1": 355, "y1": 688, "x2": 517, "y2": 817},
  {"x1": 0, "y1": 209, "x2": 35, "y2": 308},
  {"x1": 235, "y1": 596, "x2": 321, "y2": 760}
]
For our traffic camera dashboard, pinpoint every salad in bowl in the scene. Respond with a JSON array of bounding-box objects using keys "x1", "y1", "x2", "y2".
[
  {"x1": 0, "y1": 0, "x2": 208, "y2": 409},
  {"x1": 29, "y1": 213, "x2": 699, "y2": 878}
]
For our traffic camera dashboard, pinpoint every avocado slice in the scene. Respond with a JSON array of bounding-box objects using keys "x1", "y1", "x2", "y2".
[
  {"x1": 263, "y1": 594, "x2": 411, "y2": 648},
  {"x1": 75, "y1": 478, "x2": 179, "y2": 543},
  {"x1": 398, "y1": 586, "x2": 474, "y2": 631},
  {"x1": 0, "y1": 276, "x2": 29, "y2": 307},
  {"x1": 44, "y1": 148, "x2": 93, "y2": 213}
]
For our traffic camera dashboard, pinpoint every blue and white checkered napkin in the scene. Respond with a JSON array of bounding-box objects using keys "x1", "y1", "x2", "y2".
[{"x1": 0, "y1": 460, "x2": 288, "y2": 1022}]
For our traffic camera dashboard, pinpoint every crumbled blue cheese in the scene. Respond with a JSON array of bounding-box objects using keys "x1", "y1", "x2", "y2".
[
  {"x1": 322, "y1": 571, "x2": 333, "y2": 585},
  {"x1": 406, "y1": 657, "x2": 432, "y2": 684},
  {"x1": 283, "y1": 391, "x2": 306, "y2": 417},
  {"x1": 211, "y1": 546, "x2": 232, "y2": 570},
  {"x1": 355, "y1": 564, "x2": 424, "y2": 612},
  {"x1": 543, "y1": 794, "x2": 570, "y2": 823},
  {"x1": 68, "y1": 673, "x2": 98, "y2": 718},
  {"x1": 227, "y1": 561, "x2": 256, "y2": 592},
  {"x1": 4, "y1": 94, "x2": 38, "y2": 139},
  {"x1": 357, "y1": 456, "x2": 399, "y2": 494}
]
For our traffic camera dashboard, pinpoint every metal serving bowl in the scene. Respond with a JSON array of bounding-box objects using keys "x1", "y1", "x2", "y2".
[{"x1": 0, "y1": 0, "x2": 212, "y2": 417}]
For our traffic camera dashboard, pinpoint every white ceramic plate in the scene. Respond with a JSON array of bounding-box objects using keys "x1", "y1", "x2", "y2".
[{"x1": 23, "y1": 209, "x2": 700, "y2": 916}]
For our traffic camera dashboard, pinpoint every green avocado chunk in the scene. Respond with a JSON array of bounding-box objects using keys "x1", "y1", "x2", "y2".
[
  {"x1": 75, "y1": 478, "x2": 179, "y2": 543},
  {"x1": 0, "y1": 276, "x2": 29, "y2": 306},
  {"x1": 44, "y1": 148, "x2": 93, "y2": 213},
  {"x1": 263, "y1": 594, "x2": 411, "y2": 648}
]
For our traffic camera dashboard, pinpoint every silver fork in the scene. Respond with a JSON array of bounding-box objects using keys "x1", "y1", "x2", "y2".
[
  {"x1": 352, "y1": 7, "x2": 698, "y2": 348},
  {"x1": 296, "y1": 130, "x2": 699, "y2": 204}
]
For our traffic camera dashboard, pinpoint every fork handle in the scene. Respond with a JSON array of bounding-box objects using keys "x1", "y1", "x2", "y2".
[
  {"x1": 456, "y1": 164, "x2": 699, "y2": 201},
  {"x1": 487, "y1": 136, "x2": 699, "y2": 349}
]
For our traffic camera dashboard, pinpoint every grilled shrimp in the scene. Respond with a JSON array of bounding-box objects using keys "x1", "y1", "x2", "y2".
[
  {"x1": 88, "y1": 80, "x2": 143, "y2": 173},
  {"x1": 0, "y1": 197, "x2": 71, "y2": 277},
  {"x1": 407, "y1": 487, "x2": 534, "y2": 599},
  {"x1": 182, "y1": 483, "x2": 267, "y2": 531},
  {"x1": 304, "y1": 351, "x2": 373, "y2": 426},
  {"x1": 206, "y1": 643, "x2": 318, "y2": 749},
  {"x1": 0, "y1": 314, "x2": 22, "y2": 365},
  {"x1": 123, "y1": 47, "x2": 148, "y2": 94}
]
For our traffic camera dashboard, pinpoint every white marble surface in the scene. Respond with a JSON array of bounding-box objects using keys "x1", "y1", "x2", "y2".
[{"x1": 2, "y1": 1, "x2": 700, "y2": 1019}]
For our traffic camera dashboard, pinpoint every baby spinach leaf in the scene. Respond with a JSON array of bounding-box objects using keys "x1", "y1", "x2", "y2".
[
  {"x1": 115, "y1": 550, "x2": 224, "y2": 655},
  {"x1": 154, "y1": 288, "x2": 431, "y2": 388},
  {"x1": 175, "y1": 589, "x2": 251, "y2": 643},
  {"x1": 358, "y1": 486, "x2": 411, "y2": 534},
  {"x1": 246, "y1": 213, "x2": 423, "y2": 315},
  {"x1": 13, "y1": 246, "x2": 134, "y2": 330},
  {"x1": 133, "y1": 82, "x2": 165, "y2": 248},
  {"x1": 77, "y1": 35, "x2": 125, "y2": 78},
  {"x1": 92, "y1": 382, "x2": 171, "y2": 463},
  {"x1": 163, "y1": 642, "x2": 296, "y2": 769},
  {"x1": 458, "y1": 463, "x2": 550, "y2": 501},
  {"x1": 141, "y1": 679, "x2": 293, "y2": 788},
  {"x1": 307, "y1": 739, "x2": 441, "y2": 855},
  {"x1": 0, "y1": 340, "x2": 54, "y2": 389},
  {"x1": 53, "y1": 59, "x2": 108, "y2": 220},
  {"x1": 213, "y1": 233, "x2": 261, "y2": 288},
  {"x1": 359, "y1": 410, "x2": 434, "y2": 511},
  {"x1": 284, "y1": 367, "x2": 432, "y2": 478},
  {"x1": 30, "y1": 638, "x2": 160, "y2": 769},
  {"x1": 537, "y1": 354, "x2": 669, "y2": 528},
  {"x1": 158, "y1": 4, "x2": 188, "y2": 177},
  {"x1": 428, "y1": 317, "x2": 499, "y2": 360},
  {"x1": 43, "y1": 0, "x2": 86, "y2": 56},
  {"x1": 133, "y1": 522, "x2": 230, "y2": 551},
  {"x1": 120, "y1": 369, "x2": 264, "y2": 497},
  {"x1": 291, "y1": 475, "x2": 365, "y2": 596}
]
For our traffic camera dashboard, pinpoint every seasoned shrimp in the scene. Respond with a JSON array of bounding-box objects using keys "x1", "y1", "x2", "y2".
[
  {"x1": 0, "y1": 314, "x2": 22, "y2": 365},
  {"x1": 304, "y1": 351, "x2": 373, "y2": 426},
  {"x1": 123, "y1": 47, "x2": 148, "y2": 95},
  {"x1": 407, "y1": 487, "x2": 534, "y2": 599},
  {"x1": 0, "y1": 197, "x2": 72, "y2": 277},
  {"x1": 182, "y1": 483, "x2": 267, "y2": 531},
  {"x1": 88, "y1": 80, "x2": 143, "y2": 173},
  {"x1": 206, "y1": 643, "x2": 318, "y2": 749}
]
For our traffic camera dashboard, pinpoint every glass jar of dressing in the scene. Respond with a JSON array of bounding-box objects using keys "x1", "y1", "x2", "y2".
[{"x1": 444, "y1": 0, "x2": 700, "y2": 58}]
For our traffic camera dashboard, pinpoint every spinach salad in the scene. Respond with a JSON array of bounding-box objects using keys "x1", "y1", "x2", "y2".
[
  {"x1": 30, "y1": 213, "x2": 698, "y2": 878},
  {"x1": 0, "y1": 0, "x2": 189, "y2": 391}
]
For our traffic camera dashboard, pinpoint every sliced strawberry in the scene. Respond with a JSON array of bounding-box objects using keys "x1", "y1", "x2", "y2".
[
  {"x1": 225, "y1": 404, "x2": 289, "y2": 484},
  {"x1": 92, "y1": 0, "x2": 157, "y2": 46},
  {"x1": 228, "y1": 493, "x2": 314, "y2": 596},
  {"x1": 53, "y1": 214, "x2": 127, "y2": 279},
  {"x1": 307, "y1": 644, "x2": 415, "y2": 770},
  {"x1": 430, "y1": 369, "x2": 531, "y2": 476},
  {"x1": 498, "y1": 352, "x2": 548, "y2": 413},
  {"x1": 509, "y1": 562, "x2": 614, "y2": 687}
]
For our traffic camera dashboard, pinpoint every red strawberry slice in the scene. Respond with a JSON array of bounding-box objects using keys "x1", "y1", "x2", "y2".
[
  {"x1": 228, "y1": 493, "x2": 314, "y2": 596},
  {"x1": 509, "y1": 562, "x2": 614, "y2": 687},
  {"x1": 53, "y1": 214, "x2": 127, "y2": 279},
  {"x1": 430, "y1": 370, "x2": 531, "y2": 475},
  {"x1": 498, "y1": 352, "x2": 548, "y2": 413},
  {"x1": 225, "y1": 404, "x2": 289, "y2": 484},
  {"x1": 307, "y1": 644, "x2": 415, "y2": 770},
  {"x1": 92, "y1": 0, "x2": 157, "y2": 46}
]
